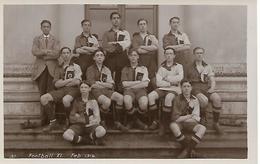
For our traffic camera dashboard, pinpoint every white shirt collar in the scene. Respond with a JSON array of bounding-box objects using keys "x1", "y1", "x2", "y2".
[{"x1": 43, "y1": 34, "x2": 50, "y2": 38}]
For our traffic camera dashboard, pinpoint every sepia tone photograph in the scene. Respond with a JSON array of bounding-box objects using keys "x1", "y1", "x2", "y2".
[{"x1": 3, "y1": 2, "x2": 252, "y2": 160}]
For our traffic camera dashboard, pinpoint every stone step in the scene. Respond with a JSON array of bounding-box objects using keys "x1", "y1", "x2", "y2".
[
  {"x1": 3, "y1": 90, "x2": 247, "y2": 102},
  {"x1": 4, "y1": 101, "x2": 247, "y2": 117},
  {"x1": 4, "y1": 77, "x2": 247, "y2": 92},
  {"x1": 4, "y1": 140, "x2": 247, "y2": 158},
  {"x1": 4, "y1": 63, "x2": 247, "y2": 77},
  {"x1": 4, "y1": 114, "x2": 247, "y2": 126},
  {"x1": 4, "y1": 124, "x2": 247, "y2": 141},
  {"x1": 4, "y1": 123, "x2": 247, "y2": 159}
]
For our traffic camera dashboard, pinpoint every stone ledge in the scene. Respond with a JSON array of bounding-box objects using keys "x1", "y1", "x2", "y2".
[
  {"x1": 4, "y1": 76, "x2": 247, "y2": 91},
  {"x1": 4, "y1": 63, "x2": 247, "y2": 77},
  {"x1": 4, "y1": 101, "x2": 247, "y2": 116},
  {"x1": 3, "y1": 90, "x2": 247, "y2": 102}
]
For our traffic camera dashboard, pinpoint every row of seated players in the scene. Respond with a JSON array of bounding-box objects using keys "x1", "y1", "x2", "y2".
[{"x1": 39, "y1": 46, "x2": 223, "y2": 158}]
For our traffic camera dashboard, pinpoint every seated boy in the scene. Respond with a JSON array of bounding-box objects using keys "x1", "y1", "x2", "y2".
[
  {"x1": 86, "y1": 48, "x2": 127, "y2": 132},
  {"x1": 63, "y1": 81, "x2": 106, "y2": 145},
  {"x1": 40, "y1": 47, "x2": 82, "y2": 132},
  {"x1": 121, "y1": 49, "x2": 150, "y2": 130},
  {"x1": 170, "y1": 79, "x2": 206, "y2": 158},
  {"x1": 148, "y1": 47, "x2": 183, "y2": 134}
]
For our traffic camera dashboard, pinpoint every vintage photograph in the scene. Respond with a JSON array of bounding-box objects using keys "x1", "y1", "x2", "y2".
[{"x1": 3, "y1": 4, "x2": 248, "y2": 159}]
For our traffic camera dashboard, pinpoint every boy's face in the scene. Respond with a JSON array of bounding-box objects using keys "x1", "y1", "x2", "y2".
[
  {"x1": 138, "y1": 20, "x2": 148, "y2": 33},
  {"x1": 111, "y1": 14, "x2": 121, "y2": 27},
  {"x1": 181, "y1": 82, "x2": 192, "y2": 95},
  {"x1": 80, "y1": 83, "x2": 91, "y2": 94},
  {"x1": 93, "y1": 51, "x2": 105, "y2": 65},
  {"x1": 164, "y1": 49, "x2": 176, "y2": 62},
  {"x1": 60, "y1": 48, "x2": 71, "y2": 63},
  {"x1": 170, "y1": 18, "x2": 180, "y2": 31},
  {"x1": 41, "y1": 22, "x2": 51, "y2": 35},
  {"x1": 128, "y1": 51, "x2": 139, "y2": 63},
  {"x1": 82, "y1": 21, "x2": 91, "y2": 33},
  {"x1": 194, "y1": 48, "x2": 204, "y2": 62}
]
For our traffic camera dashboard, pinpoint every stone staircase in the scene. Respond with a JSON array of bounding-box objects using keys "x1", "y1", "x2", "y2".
[{"x1": 4, "y1": 63, "x2": 247, "y2": 158}]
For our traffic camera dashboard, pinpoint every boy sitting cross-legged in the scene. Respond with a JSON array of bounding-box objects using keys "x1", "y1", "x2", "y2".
[
  {"x1": 63, "y1": 81, "x2": 106, "y2": 145},
  {"x1": 170, "y1": 79, "x2": 206, "y2": 158}
]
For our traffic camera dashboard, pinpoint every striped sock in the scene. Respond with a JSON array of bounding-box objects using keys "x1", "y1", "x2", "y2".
[{"x1": 190, "y1": 134, "x2": 202, "y2": 149}]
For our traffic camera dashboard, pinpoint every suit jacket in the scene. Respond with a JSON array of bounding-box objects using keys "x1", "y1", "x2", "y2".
[{"x1": 31, "y1": 34, "x2": 60, "y2": 80}]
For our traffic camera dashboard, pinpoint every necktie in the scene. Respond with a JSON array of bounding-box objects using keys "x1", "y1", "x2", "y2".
[
  {"x1": 133, "y1": 67, "x2": 136, "y2": 80},
  {"x1": 45, "y1": 37, "x2": 48, "y2": 48},
  {"x1": 143, "y1": 35, "x2": 148, "y2": 45},
  {"x1": 114, "y1": 32, "x2": 118, "y2": 41}
]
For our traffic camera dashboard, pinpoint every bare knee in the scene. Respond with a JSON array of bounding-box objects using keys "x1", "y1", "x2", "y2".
[
  {"x1": 63, "y1": 129, "x2": 75, "y2": 141},
  {"x1": 40, "y1": 93, "x2": 53, "y2": 106},
  {"x1": 210, "y1": 93, "x2": 222, "y2": 108},
  {"x1": 124, "y1": 95, "x2": 133, "y2": 110},
  {"x1": 62, "y1": 95, "x2": 73, "y2": 107},
  {"x1": 164, "y1": 93, "x2": 175, "y2": 106},
  {"x1": 196, "y1": 93, "x2": 208, "y2": 108},
  {"x1": 138, "y1": 96, "x2": 148, "y2": 112},
  {"x1": 111, "y1": 92, "x2": 124, "y2": 105},
  {"x1": 170, "y1": 122, "x2": 181, "y2": 136},
  {"x1": 95, "y1": 126, "x2": 106, "y2": 138},
  {"x1": 194, "y1": 124, "x2": 206, "y2": 138},
  {"x1": 148, "y1": 91, "x2": 159, "y2": 105},
  {"x1": 98, "y1": 95, "x2": 111, "y2": 110}
]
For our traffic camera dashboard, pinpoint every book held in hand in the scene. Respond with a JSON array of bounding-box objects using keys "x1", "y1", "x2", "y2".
[
  {"x1": 86, "y1": 42, "x2": 94, "y2": 47},
  {"x1": 65, "y1": 70, "x2": 75, "y2": 79},
  {"x1": 118, "y1": 34, "x2": 125, "y2": 41},
  {"x1": 101, "y1": 73, "x2": 108, "y2": 82},
  {"x1": 136, "y1": 72, "x2": 144, "y2": 81},
  {"x1": 179, "y1": 40, "x2": 184, "y2": 44},
  {"x1": 147, "y1": 39, "x2": 152, "y2": 46}
]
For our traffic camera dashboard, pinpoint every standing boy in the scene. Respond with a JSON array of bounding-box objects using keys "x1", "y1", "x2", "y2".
[
  {"x1": 32, "y1": 20, "x2": 60, "y2": 125},
  {"x1": 102, "y1": 12, "x2": 131, "y2": 87},
  {"x1": 162, "y1": 17, "x2": 191, "y2": 77},
  {"x1": 74, "y1": 19, "x2": 99, "y2": 80},
  {"x1": 131, "y1": 18, "x2": 159, "y2": 90}
]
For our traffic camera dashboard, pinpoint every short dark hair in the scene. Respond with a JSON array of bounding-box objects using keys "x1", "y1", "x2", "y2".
[
  {"x1": 193, "y1": 47, "x2": 205, "y2": 54},
  {"x1": 110, "y1": 12, "x2": 121, "y2": 20},
  {"x1": 80, "y1": 80, "x2": 90, "y2": 87},
  {"x1": 81, "y1": 19, "x2": 91, "y2": 26},
  {"x1": 164, "y1": 47, "x2": 176, "y2": 54},
  {"x1": 40, "y1": 20, "x2": 51, "y2": 27},
  {"x1": 180, "y1": 79, "x2": 192, "y2": 86},
  {"x1": 128, "y1": 48, "x2": 139, "y2": 56},
  {"x1": 169, "y1": 17, "x2": 180, "y2": 23},
  {"x1": 93, "y1": 47, "x2": 105, "y2": 57},
  {"x1": 60, "y1": 47, "x2": 71, "y2": 54},
  {"x1": 137, "y1": 18, "x2": 148, "y2": 25}
]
